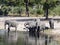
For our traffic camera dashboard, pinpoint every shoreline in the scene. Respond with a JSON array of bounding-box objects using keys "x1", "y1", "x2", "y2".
[{"x1": 0, "y1": 17, "x2": 60, "y2": 31}]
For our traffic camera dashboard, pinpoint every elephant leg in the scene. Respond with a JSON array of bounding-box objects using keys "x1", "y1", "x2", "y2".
[
  {"x1": 8, "y1": 24, "x2": 11, "y2": 33},
  {"x1": 8, "y1": 27, "x2": 10, "y2": 36},
  {"x1": 8, "y1": 25, "x2": 10, "y2": 36},
  {"x1": 8, "y1": 27, "x2": 10, "y2": 33},
  {"x1": 37, "y1": 26, "x2": 40, "y2": 32}
]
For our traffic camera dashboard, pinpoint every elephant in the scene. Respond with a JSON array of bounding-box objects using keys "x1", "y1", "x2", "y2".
[
  {"x1": 4, "y1": 20, "x2": 18, "y2": 33},
  {"x1": 24, "y1": 18, "x2": 46, "y2": 32},
  {"x1": 49, "y1": 18, "x2": 54, "y2": 29}
]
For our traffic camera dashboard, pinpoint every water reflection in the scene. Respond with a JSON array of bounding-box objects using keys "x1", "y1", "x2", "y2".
[
  {"x1": 29, "y1": 30, "x2": 40, "y2": 38},
  {"x1": 0, "y1": 30, "x2": 60, "y2": 45},
  {"x1": 26, "y1": 31, "x2": 53, "y2": 45},
  {"x1": 4, "y1": 31, "x2": 18, "y2": 45}
]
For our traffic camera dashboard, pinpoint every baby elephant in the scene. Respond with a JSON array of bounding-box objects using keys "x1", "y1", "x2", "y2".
[{"x1": 4, "y1": 20, "x2": 18, "y2": 32}]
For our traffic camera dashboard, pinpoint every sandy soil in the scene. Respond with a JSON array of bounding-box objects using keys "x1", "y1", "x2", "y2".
[{"x1": 0, "y1": 21, "x2": 4, "y2": 29}]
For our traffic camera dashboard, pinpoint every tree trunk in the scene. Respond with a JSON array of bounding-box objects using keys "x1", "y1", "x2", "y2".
[
  {"x1": 25, "y1": 0, "x2": 29, "y2": 17},
  {"x1": 45, "y1": 0, "x2": 48, "y2": 19},
  {"x1": 45, "y1": 8, "x2": 48, "y2": 19}
]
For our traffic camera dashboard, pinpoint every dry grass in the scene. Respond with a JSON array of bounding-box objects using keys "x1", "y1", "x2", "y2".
[{"x1": 8, "y1": 13, "x2": 43, "y2": 17}]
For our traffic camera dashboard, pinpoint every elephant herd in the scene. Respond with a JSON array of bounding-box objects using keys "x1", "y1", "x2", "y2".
[
  {"x1": 24, "y1": 18, "x2": 54, "y2": 32},
  {"x1": 24, "y1": 19, "x2": 46, "y2": 32},
  {"x1": 4, "y1": 18, "x2": 54, "y2": 33}
]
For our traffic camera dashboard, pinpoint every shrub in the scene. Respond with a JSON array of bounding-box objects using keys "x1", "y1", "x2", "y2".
[{"x1": 36, "y1": 8, "x2": 44, "y2": 15}]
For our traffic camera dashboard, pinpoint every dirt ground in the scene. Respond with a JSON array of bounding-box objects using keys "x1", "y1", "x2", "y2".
[{"x1": 0, "y1": 21, "x2": 4, "y2": 29}]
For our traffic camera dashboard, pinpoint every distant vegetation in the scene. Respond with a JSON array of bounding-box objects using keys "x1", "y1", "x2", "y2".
[{"x1": 0, "y1": 0, "x2": 60, "y2": 18}]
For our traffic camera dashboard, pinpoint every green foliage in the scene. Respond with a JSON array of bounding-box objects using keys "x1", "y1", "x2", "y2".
[
  {"x1": 49, "y1": 5, "x2": 60, "y2": 16},
  {"x1": 29, "y1": 5, "x2": 43, "y2": 15},
  {"x1": 29, "y1": 9, "x2": 35, "y2": 14},
  {"x1": 53, "y1": 5, "x2": 60, "y2": 15},
  {"x1": 36, "y1": 9, "x2": 43, "y2": 14},
  {"x1": 1, "y1": 5, "x2": 26, "y2": 14},
  {"x1": 0, "y1": 0, "x2": 60, "y2": 16}
]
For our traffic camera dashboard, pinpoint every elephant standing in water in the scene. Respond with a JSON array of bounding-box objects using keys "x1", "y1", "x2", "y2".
[
  {"x1": 49, "y1": 19, "x2": 54, "y2": 29},
  {"x1": 4, "y1": 20, "x2": 18, "y2": 33},
  {"x1": 24, "y1": 18, "x2": 46, "y2": 32}
]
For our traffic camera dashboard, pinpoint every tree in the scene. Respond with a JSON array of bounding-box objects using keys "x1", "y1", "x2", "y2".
[
  {"x1": 24, "y1": 0, "x2": 29, "y2": 17},
  {"x1": 43, "y1": 0, "x2": 59, "y2": 19},
  {"x1": 43, "y1": 0, "x2": 49, "y2": 19}
]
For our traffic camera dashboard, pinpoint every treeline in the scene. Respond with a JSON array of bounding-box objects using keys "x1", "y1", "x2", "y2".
[{"x1": 0, "y1": 0, "x2": 60, "y2": 18}]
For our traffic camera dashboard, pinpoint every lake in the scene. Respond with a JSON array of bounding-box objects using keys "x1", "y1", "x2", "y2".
[{"x1": 0, "y1": 29, "x2": 60, "y2": 45}]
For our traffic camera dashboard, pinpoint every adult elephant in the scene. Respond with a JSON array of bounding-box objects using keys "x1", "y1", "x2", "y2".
[
  {"x1": 4, "y1": 20, "x2": 18, "y2": 33},
  {"x1": 24, "y1": 18, "x2": 45, "y2": 32}
]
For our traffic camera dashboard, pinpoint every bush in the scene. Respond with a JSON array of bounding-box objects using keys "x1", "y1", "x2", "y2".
[
  {"x1": 30, "y1": 8, "x2": 37, "y2": 14},
  {"x1": 1, "y1": 5, "x2": 10, "y2": 16},
  {"x1": 29, "y1": 6, "x2": 43, "y2": 15},
  {"x1": 49, "y1": 5, "x2": 60, "y2": 16},
  {"x1": 36, "y1": 9, "x2": 43, "y2": 14}
]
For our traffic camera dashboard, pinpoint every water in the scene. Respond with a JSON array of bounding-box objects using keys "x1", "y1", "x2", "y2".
[{"x1": 0, "y1": 30, "x2": 60, "y2": 45}]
